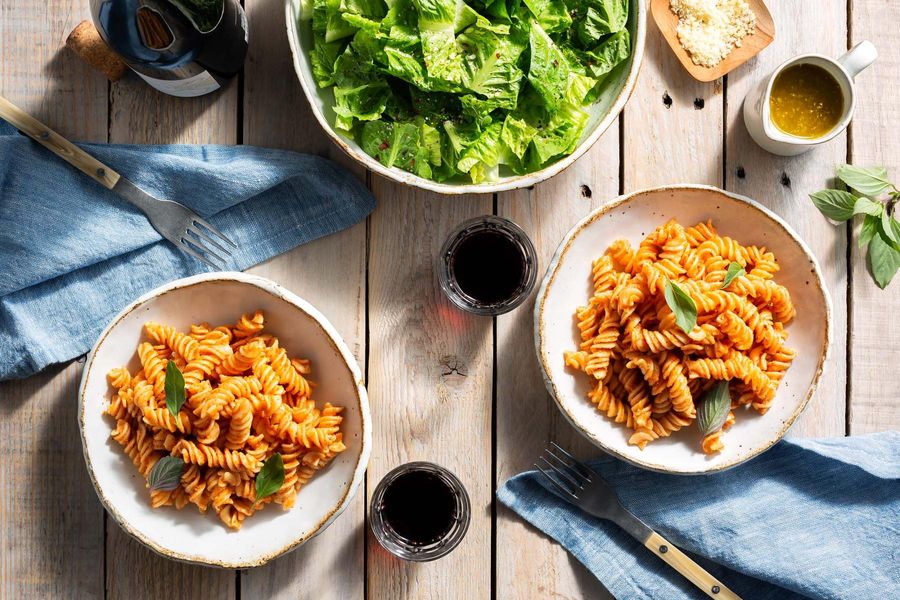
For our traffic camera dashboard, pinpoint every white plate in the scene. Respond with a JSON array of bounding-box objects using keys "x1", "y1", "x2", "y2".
[
  {"x1": 535, "y1": 185, "x2": 833, "y2": 474},
  {"x1": 78, "y1": 272, "x2": 371, "y2": 567},
  {"x1": 284, "y1": 0, "x2": 647, "y2": 194}
]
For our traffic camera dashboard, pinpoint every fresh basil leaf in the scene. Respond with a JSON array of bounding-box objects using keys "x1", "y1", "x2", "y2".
[
  {"x1": 721, "y1": 261, "x2": 746, "y2": 289},
  {"x1": 165, "y1": 360, "x2": 186, "y2": 418},
  {"x1": 890, "y1": 216, "x2": 900, "y2": 250},
  {"x1": 664, "y1": 280, "x2": 697, "y2": 334},
  {"x1": 697, "y1": 381, "x2": 731, "y2": 436},
  {"x1": 881, "y1": 208, "x2": 900, "y2": 247},
  {"x1": 859, "y1": 214, "x2": 879, "y2": 249},
  {"x1": 853, "y1": 196, "x2": 884, "y2": 217},
  {"x1": 253, "y1": 453, "x2": 285, "y2": 508},
  {"x1": 869, "y1": 233, "x2": 900, "y2": 289},
  {"x1": 148, "y1": 456, "x2": 185, "y2": 491},
  {"x1": 809, "y1": 189, "x2": 858, "y2": 222},
  {"x1": 836, "y1": 164, "x2": 894, "y2": 197}
]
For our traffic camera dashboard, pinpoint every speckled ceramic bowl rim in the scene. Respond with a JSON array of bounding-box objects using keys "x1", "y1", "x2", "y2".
[
  {"x1": 534, "y1": 184, "x2": 834, "y2": 474},
  {"x1": 284, "y1": 0, "x2": 647, "y2": 195},
  {"x1": 77, "y1": 271, "x2": 372, "y2": 568}
]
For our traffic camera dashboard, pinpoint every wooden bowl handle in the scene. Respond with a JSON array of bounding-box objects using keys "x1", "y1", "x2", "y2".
[
  {"x1": 0, "y1": 95, "x2": 120, "y2": 189},
  {"x1": 645, "y1": 531, "x2": 742, "y2": 600}
]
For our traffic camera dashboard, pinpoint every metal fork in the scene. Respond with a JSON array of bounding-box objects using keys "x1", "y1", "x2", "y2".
[
  {"x1": 536, "y1": 443, "x2": 742, "y2": 600},
  {"x1": 0, "y1": 95, "x2": 236, "y2": 270}
]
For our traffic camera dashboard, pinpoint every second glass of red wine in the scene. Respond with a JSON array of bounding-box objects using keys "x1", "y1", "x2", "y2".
[
  {"x1": 438, "y1": 216, "x2": 538, "y2": 316},
  {"x1": 370, "y1": 462, "x2": 471, "y2": 562}
]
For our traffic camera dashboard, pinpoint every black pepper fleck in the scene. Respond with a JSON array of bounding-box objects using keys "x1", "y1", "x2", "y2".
[
  {"x1": 693, "y1": 97, "x2": 705, "y2": 109},
  {"x1": 662, "y1": 92, "x2": 673, "y2": 108},
  {"x1": 736, "y1": 166, "x2": 746, "y2": 179},
  {"x1": 581, "y1": 184, "x2": 592, "y2": 198}
]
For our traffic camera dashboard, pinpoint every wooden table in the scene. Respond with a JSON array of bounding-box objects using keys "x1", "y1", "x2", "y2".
[{"x1": 1, "y1": 1, "x2": 898, "y2": 598}]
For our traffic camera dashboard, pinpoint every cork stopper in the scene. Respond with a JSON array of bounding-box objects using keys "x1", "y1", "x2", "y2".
[{"x1": 66, "y1": 21, "x2": 128, "y2": 82}]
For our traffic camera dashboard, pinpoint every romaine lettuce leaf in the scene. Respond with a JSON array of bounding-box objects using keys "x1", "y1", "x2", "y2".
[
  {"x1": 360, "y1": 120, "x2": 434, "y2": 177},
  {"x1": 574, "y1": 0, "x2": 628, "y2": 46},
  {"x1": 457, "y1": 122, "x2": 504, "y2": 181},
  {"x1": 340, "y1": 0, "x2": 387, "y2": 18},
  {"x1": 580, "y1": 28, "x2": 630, "y2": 78},
  {"x1": 531, "y1": 102, "x2": 588, "y2": 163},
  {"x1": 457, "y1": 26, "x2": 525, "y2": 110},
  {"x1": 310, "y1": 37, "x2": 344, "y2": 87},
  {"x1": 332, "y1": 50, "x2": 392, "y2": 129},
  {"x1": 523, "y1": 0, "x2": 571, "y2": 33},
  {"x1": 500, "y1": 114, "x2": 535, "y2": 159},
  {"x1": 527, "y1": 21, "x2": 571, "y2": 112},
  {"x1": 325, "y1": 0, "x2": 358, "y2": 41}
]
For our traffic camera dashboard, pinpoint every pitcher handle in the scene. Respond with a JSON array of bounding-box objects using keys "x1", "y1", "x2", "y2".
[{"x1": 838, "y1": 41, "x2": 878, "y2": 79}]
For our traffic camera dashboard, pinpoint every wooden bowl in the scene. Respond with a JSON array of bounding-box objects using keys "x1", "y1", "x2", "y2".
[
  {"x1": 534, "y1": 186, "x2": 832, "y2": 474},
  {"x1": 651, "y1": 0, "x2": 775, "y2": 82},
  {"x1": 78, "y1": 272, "x2": 371, "y2": 567}
]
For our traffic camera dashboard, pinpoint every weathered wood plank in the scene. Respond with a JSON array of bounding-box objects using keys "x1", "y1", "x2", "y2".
[
  {"x1": 366, "y1": 182, "x2": 492, "y2": 599},
  {"x1": 109, "y1": 78, "x2": 239, "y2": 145},
  {"x1": 0, "y1": 364, "x2": 105, "y2": 600},
  {"x1": 624, "y1": 6, "x2": 724, "y2": 188},
  {"x1": 0, "y1": 1, "x2": 107, "y2": 597},
  {"x1": 105, "y1": 56, "x2": 240, "y2": 600},
  {"x1": 725, "y1": 0, "x2": 848, "y2": 437},
  {"x1": 848, "y1": 0, "x2": 900, "y2": 433},
  {"x1": 0, "y1": 0, "x2": 107, "y2": 142},
  {"x1": 240, "y1": 0, "x2": 367, "y2": 596},
  {"x1": 494, "y1": 126, "x2": 621, "y2": 600}
]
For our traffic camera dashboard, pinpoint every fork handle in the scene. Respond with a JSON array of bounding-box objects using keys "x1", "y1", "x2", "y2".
[
  {"x1": 0, "y1": 95, "x2": 120, "y2": 189},
  {"x1": 645, "y1": 531, "x2": 742, "y2": 600}
]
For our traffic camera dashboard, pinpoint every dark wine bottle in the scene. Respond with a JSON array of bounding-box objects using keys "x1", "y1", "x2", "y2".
[{"x1": 90, "y1": 0, "x2": 248, "y2": 97}]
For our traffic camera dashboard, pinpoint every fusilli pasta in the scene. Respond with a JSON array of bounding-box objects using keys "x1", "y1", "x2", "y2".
[
  {"x1": 563, "y1": 220, "x2": 796, "y2": 454},
  {"x1": 105, "y1": 311, "x2": 345, "y2": 529}
]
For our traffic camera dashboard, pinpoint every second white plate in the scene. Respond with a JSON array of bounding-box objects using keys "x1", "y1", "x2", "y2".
[{"x1": 534, "y1": 185, "x2": 833, "y2": 474}]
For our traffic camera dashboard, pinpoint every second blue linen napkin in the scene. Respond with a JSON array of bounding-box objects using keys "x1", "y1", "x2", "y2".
[
  {"x1": 0, "y1": 121, "x2": 375, "y2": 380},
  {"x1": 498, "y1": 431, "x2": 900, "y2": 600}
]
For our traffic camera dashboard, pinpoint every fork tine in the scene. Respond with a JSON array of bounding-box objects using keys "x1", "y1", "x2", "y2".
[
  {"x1": 192, "y1": 217, "x2": 237, "y2": 249},
  {"x1": 545, "y1": 447, "x2": 591, "y2": 485},
  {"x1": 534, "y1": 464, "x2": 579, "y2": 500},
  {"x1": 182, "y1": 235, "x2": 229, "y2": 266},
  {"x1": 176, "y1": 239, "x2": 223, "y2": 270},
  {"x1": 550, "y1": 441, "x2": 594, "y2": 478},
  {"x1": 186, "y1": 225, "x2": 232, "y2": 257},
  {"x1": 540, "y1": 455, "x2": 585, "y2": 490}
]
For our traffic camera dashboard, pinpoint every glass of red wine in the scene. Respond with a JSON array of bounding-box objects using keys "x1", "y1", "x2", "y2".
[
  {"x1": 370, "y1": 462, "x2": 471, "y2": 562},
  {"x1": 438, "y1": 216, "x2": 538, "y2": 316}
]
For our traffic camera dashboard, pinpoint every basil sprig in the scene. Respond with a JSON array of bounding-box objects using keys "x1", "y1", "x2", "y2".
[
  {"x1": 148, "y1": 456, "x2": 185, "y2": 491},
  {"x1": 664, "y1": 280, "x2": 697, "y2": 334},
  {"x1": 697, "y1": 381, "x2": 732, "y2": 437},
  {"x1": 810, "y1": 165, "x2": 900, "y2": 288},
  {"x1": 165, "y1": 360, "x2": 186, "y2": 418},
  {"x1": 721, "y1": 262, "x2": 746, "y2": 289},
  {"x1": 253, "y1": 453, "x2": 285, "y2": 509}
]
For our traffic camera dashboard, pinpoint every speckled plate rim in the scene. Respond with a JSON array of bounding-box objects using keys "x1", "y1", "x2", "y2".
[
  {"x1": 284, "y1": 0, "x2": 647, "y2": 195},
  {"x1": 533, "y1": 184, "x2": 834, "y2": 474},
  {"x1": 77, "y1": 271, "x2": 372, "y2": 568}
]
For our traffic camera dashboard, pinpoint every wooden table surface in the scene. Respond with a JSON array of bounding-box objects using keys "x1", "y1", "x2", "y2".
[{"x1": 1, "y1": 1, "x2": 898, "y2": 598}]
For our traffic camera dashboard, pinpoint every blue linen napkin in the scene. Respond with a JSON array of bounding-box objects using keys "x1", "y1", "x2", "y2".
[
  {"x1": 498, "y1": 431, "x2": 900, "y2": 600},
  {"x1": 0, "y1": 120, "x2": 375, "y2": 380}
]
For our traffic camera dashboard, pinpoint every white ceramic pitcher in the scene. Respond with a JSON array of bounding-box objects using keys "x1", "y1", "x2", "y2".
[{"x1": 743, "y1": 41, "x2": 877, "y2": 156}]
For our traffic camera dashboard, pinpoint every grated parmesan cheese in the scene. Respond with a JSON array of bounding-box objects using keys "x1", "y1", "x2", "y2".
[{"x1": 670, "y1": 0, "x2": 757, "y2": 68}]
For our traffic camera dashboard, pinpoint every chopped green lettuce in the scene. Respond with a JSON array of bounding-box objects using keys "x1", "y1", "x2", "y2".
[{"x1": 300, "y1": 0, "x2": 631, "y2": 182}]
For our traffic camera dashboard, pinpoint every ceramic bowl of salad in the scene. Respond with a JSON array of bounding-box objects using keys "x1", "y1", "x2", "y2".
[{"x1": 285, "y1": 0, "x2": 646, "y2": 194}]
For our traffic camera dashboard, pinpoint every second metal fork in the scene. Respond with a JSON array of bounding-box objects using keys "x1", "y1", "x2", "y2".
[
  {"x1": 0, "y1": 95, "x2": 236, "y2": 270},
  {"x1": 536, "y1": 443, "x2": 741, "y2": 600}
]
